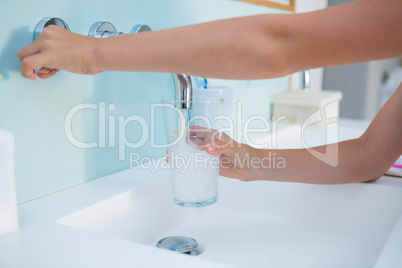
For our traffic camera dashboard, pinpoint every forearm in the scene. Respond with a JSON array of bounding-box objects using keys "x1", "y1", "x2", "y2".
[
  {"x1": 249, "y1": 139, "x2": 379, "y2": 184},
  {"x1": 95, "y1": 15, "x2": 289, "y2": 79},
  {"x1": 247, "y1": 83, "x2": 402, "y2": 184},
  {"x1": 286, "y1": 0, "x2": 402, "y2": 72}
]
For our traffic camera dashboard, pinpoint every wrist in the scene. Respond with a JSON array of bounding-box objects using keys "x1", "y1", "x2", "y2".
[
  {"x1": 90, "y1": 38, "x2": 108, "y2": 74},
  {"x1": 247, "y1": 148, "x2": 284, "y2": 181},
  {"x1": 236, "y1": 144, "x2": 260, "y2": 182}
]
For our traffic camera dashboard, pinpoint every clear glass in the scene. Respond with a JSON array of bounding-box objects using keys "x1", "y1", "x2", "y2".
[{"x1": 162, "y1": 98, "x2": 224, "y2": 207}]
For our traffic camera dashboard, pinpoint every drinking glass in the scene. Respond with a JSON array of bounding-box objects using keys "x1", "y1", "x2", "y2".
[{"x1": 161, "y1": 98, "x2": 224, "y2": 207}]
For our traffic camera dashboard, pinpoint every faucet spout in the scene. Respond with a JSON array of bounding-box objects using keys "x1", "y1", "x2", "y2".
[{"x1": 172, "y1": 74, "x2": 193, "y2": 109}]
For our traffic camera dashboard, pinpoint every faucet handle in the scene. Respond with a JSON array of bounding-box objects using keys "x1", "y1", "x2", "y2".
[
  {"x1": 33, "y1": 17, "x2": 70, "y2": 41},
  {"x1": 33, "y1": 17, "x2": 70, "y2": 73},
  {"x1": 130, "y1": 24, "x2": 152, "y2": 34},
  {"x1": 88, "y1": 21, "x2": 123, "y2": 38}
]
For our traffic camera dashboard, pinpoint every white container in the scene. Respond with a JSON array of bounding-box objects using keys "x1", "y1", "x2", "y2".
[
  {"x1": 271, "y1": 90, "x2": 343, "y2": 124},
  {"x1": 0, "y1": 129, "x2": 18, "y2": 237}
]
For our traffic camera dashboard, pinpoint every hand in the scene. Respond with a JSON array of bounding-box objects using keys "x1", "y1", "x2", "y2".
[
  {"x1": 166, "y1": 126, "x2": 255, "y2": 181},
  {"x1": 17, "y1": 25, "x2": 100, "y2": 80},
  {"x1": 203, "y1": 132, "x2": 255, "y2": 181}
]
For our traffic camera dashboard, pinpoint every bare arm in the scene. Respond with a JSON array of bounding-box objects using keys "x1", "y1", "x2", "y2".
[
  {"x1": 18, "y1": 0, "x2": 402, "y2": 80},
  {"x1": 207, "y1": 83, "x2": 402, "y2": 184},
  {"x1": 284, "y1": 0, "x2": 402, "y2": 73}
]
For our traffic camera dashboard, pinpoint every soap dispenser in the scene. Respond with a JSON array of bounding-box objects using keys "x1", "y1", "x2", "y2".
[{"x1": 0, "y1": 129, "x2": 18, "y2": 237}]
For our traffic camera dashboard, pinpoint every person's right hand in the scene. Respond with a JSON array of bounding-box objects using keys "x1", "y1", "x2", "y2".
[
  {"x1": 17, "y1": 25, "x2": 100, "y2": 80},
  {"x1": 187, "y1": 127, "x2": 257, "y2": 181}
]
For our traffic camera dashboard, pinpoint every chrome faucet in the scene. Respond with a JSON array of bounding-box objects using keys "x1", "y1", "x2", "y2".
[
  {"x1": 172, "y1": 74, "x2": 193, "y2": 109},
  {"x1": 301, "y1": 70, "x2": 311, "y2": 90},
  {"x1": 131, "y1": 24, "x2": 193, "y2": 109}
]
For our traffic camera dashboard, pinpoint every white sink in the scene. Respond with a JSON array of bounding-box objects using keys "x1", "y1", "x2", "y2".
[
  {"x1": 58, "y1": 174, "x2": 402, "y2": 268},
  {"x1": 57, "y1": 120, "x2": 402, "y2": 267}
]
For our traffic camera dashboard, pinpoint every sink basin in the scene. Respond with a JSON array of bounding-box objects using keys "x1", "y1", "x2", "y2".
[{"x1": 58, "y1": 174, "x2": 402, "y2": 268}]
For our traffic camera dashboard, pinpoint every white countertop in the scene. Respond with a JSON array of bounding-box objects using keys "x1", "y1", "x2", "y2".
[
  {"x1": 0, "y1": 166, "x2": 233, "y2": 268},
  {"x1": 1, "y1": 119, "x2": 401, "y2": 268}
]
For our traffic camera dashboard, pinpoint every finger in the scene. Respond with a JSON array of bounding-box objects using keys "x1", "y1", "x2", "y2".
[
  {"x1": 187, "y1": 137, "x2": 208, "y2": 147},
  {"x1": 188, "y1": 126, "x2": 208, "y2": 131},
  {"x1": 188, "y1": 126, "x2": 212, "y2": 139},
  {"x1": 21, "y1": 54, "x2": 58, "y2": 79},
  {"x1": 36, "y1": 67, "x2": 51, "y2": 74},
  {"x1": 20, "y1": 65, "x2": 37, "y2": 80},
  {"x1": 20, "y1": 54, "x2": 48, "y2": 80},
  {"x1": 37, "y1": 69, "x2": 59, "y2": 79},
  {"x1": 206, "y1": 139, "x2": 236, "y2": 158},
  {"x1": 17, "y1": 43, "x2": 40, "y2": 62},
  {"x1": 189, "y1": 128, "x2": 223, "y2": 146}
]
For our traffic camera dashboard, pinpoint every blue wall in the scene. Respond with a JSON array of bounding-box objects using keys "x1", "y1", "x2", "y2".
[{"x1": 0, "y1": 0, "x2": 289, "y2": 203}]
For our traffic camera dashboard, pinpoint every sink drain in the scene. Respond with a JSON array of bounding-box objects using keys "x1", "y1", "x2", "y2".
[{"x1": 156, "y1": 236, "x2": 202, "y2": 256}]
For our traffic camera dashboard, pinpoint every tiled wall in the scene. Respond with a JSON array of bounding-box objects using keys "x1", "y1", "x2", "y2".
[{"x1": 0, "y1": 0, "x2": 289, "y2": 203}]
